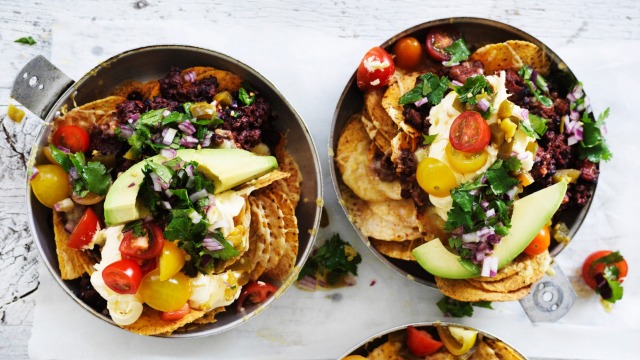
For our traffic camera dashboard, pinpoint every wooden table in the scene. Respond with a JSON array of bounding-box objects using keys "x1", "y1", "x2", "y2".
[{"x1": 1, "y1": 1, "x2": 638, "y2": 359}]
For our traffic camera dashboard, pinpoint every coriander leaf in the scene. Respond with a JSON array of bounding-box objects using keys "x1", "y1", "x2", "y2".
[
  {"x1": 519, "y1": 121, "x2": 537, "y2": 139},
  {"x1": 238, "y1": 88, "x2": 255, "y2": 106},
  {"x1": 529, "y1": 114, "x2": 548, "y2": 138},
  {"x1": 604, "y1": 278, "x2": 624, "y2": 303},
  {"x1": 485, "y1": 159, "x2": 519, "y2": 195},
  {"x1": 423, "y1": 134, "x2": 438, "y2": 145},
  {"x1": 15, "y1": 36, "x2": 36, "y2": 45},
  {"x1": 596, "y1": 107, "x2": 610, "y2": 127},
  {"x1": 49, "y1": 145, "x2": 72, "y2": 171},
  {"x1": 437, "y1": 296, "x2": 474, "y2": 317},
  {"x1": 518, "y1": 65, "x2": 533, "y2": 80},
  {"x1": 146, "y1": 161, "x2": 174, "y2": 183},
  {"x1": 591, "y1": 251, "x2": 624, "y2": 268},
  {"x1": 443, "y1": 39, "x2": 471, "y2": 67},
  {"x1": 503, "y1": 156, "x2": 522, "y2": 172},
  {"x1": 578, "y1": 108, "x2": 611, "y2": 162},
  {"x1": 399, "y1": 73, "x2": 450, "y2": 106},
  {"x1": 298, "y1": 233, "x2": 362, "y2": 285},
  {"x1": 139, "y1": 109, "x2": 165, "y2": 126},
  {"x1": 206, "y1": 231, "x2": 240, "y2": 260},
  {"x1": 454, "y1": 75, "x2": 493, "y2": 105},
  {"x1": 82, "y1": 161, "x2": 111, "y2": 195},
  {"x1": 162, "y1": 111, "x2": 187, "y2": 126},
  {"x1": 451, "y1": 189, "x2": 475, "y2": 212},
  {"x1": 183, "y1": 102, "x2": 194, "y2": 116}
]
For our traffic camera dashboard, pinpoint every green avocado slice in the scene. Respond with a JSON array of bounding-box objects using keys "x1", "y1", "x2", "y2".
[
  {"x1": 103, "y1": 148, "x2": 277, "y2": 226},
  {"x1": 412, "y1": 181, "x2": 567, "y2": 279}
]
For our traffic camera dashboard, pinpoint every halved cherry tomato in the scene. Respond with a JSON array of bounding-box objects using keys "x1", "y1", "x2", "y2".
[
  {"x1": 160, "y1": 303, "x2": 190, "y2": 321},
  {"x1": 356, "y1": 47, "x2": 395, "y2": 91},
  {"x1": 406, "y1": 325, "x2": 443, "y2": 356},
  {"x1": 236, "y1": 281, "x2": 278, "y2": 313},
  {"x1": 445, "y1": 143, "x2": 489, "y2": 173},
  {"x1": 524, "y1": 225, "x2": 551, "y2": 256},
  {"x1": 139, "y1": 268, "x2": 191, "y2": 312},
  {"x1": 158, "y1": 240, "x2": 185, "y2": 281},
  {"x1": 581, "y1": 250, "x2": 628, "y2": 290},
  {"x1": 425, "y1": 26, "x2": 461, "y2": 62},
  {"x1": 119, "y1": 223, "x2": 165, "y2": 260},
  {"x1": 416, "y1": 158, "x2": 457, "y2": 197},
  {"x1": 102, "y1": 259, "x2": 143, "y2": 295},
  {"x1": 52, "y1": 125, "x2": 90, "y2": 153},
  {"x1": 392, "y1": 37, "x2": 422, "y2": 70},
  {"x1": 67, "y1": 207, "x2": 101, "y2": 249},
  {"x1": 449, "y1": 111, "x2": 491, "y2": 153}
]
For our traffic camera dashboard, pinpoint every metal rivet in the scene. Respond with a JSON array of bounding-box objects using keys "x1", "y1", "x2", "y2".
[
  {"x1": 29, "y1": 76, "x2": 38, "y2": 87},
  {"x1": 38, "y1": 84, "x2": 44, "y2": 90},
  {"x1": 538, "y1": 283, "x2": 545, "y2": 290},
  {"x1": 551, "y1": 304, "x2": 559, "y2": 311},
  {"x1": 542, "y1": 291, "x2": 553, "y2": 302},
  {"x1": 23, "y1": 72, "x2": 29, "y2": 79}
]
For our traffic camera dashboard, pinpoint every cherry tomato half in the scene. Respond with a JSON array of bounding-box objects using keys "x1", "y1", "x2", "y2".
[
  {"x1": 102, "y1": 259, "x2": 143, "y2": 295},
  {"x1": 425, "y1": 26, "x2": 461, "y2": 62},
  {"x1": 445, "y1": 143, "x2": 489, "y2": 173},
  {"x1": 449, "y1": 111, "x2": 491, "y2": 153},
  {"x1": 139, "y1": 268, "x2": 191, "y2": 312},
  {"x1": 160, "y1": 302, "x2": 190, "y2": 321},
  {"x1": 236, "y1": 281, "x2": 278, "y2": 313},
  {"x1": 52, "y1": 125, "x2": 90, "y2": 153},
  {"x1": 392, "y1": 37, "x2": 423, "y2": 70},
  {"x1": 524, "y1": 225, "x2": 551, "y2": 256},
  {"x1": 356, "y1": 47, "x2": 395, "y2": 91},
  {"x1": 67, "y1": 207, "x2": 102, "y2": 249},
  {"x1": 406, "y1": 326, "x2": 443, "y2": 356},
  {"x1": 581, "y1": 250, "x2": 628, "y2": 290},
  {"x1": 119, "y1": 223, "x2": 165, "y2": 260},
  {"x1": 416, "y1": 158, "x2": 457, "y2": 197}
]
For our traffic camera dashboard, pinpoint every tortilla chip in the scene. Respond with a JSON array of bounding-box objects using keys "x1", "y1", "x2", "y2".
[
  {"x1": 236, "y1": 170, "x2": 289, "y2": 196},
  {"x1": 77, "y1": 96, "x2": 126, "y2": 112},
  {"x1": 466, "y1": 251, "x2": 551, "y2": 293},
  {"x1": 371, "y1": 238, "x2": 425, "y2": 261},
  {"x1": 198, "y1": 70, "x2": 243, "y2": 93},
  {"x1": 364, "y1": 88, "x2": 399, "y2": 143},
  {"x1": 381, "y1": 72, "x2": 421, "y2": 137},
  {"x1": 122, "y1": 307, "x2": 206, "y2": 336},
  {"x1": 485, "y1": 338, "x2": 524, "y2": 360},
  {"x1": 470, "y1": 43, "x2": 524, "y2": 75},
  {"x1": 255, "y1": 192, "x2": 286, "y2": 270},
  {"x1": 247, "y1": 196, "x2": 271, "y2": 281},
  {"x1": 470, "y1": 340, "x2": 499, "y2": 360},
  {"x1": 341, "y1": 186, "x2": 422, "y2": 241},
  {"x1": 111, "y1": 81, "x2": 144, "y2": 98},
  {"x1": 424, "y1": 351, "x2": 456, "y2": 360},
  {"x1": 360, "y1": 113, "x2": 392, "y2": 153},
  {"x1": 52, "y1": 211, "x2": 95, "y2": 280},
  {"x1": 505, "y1": 40, "x2": 551, "y2": 76},
  {"x1": 264, "y1": 189, "x2": 299, "y2": 281},
  {"x1": 435, "y1": 277, "x2": 533, "y2": 302},
  {"x1": 367, "y1": 340, "x2": 403, "y2": 360},
  {"x1": 336, "y1": 115, "x2": 402, "y2": 202},
  {"x1": 141, "y1": 80, "x2": 161, "y2": 98},
  {"x1": 273, "y1": 141, "x2": 302, "y2": 208}
]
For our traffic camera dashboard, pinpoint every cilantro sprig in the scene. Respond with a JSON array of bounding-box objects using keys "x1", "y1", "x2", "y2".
[
  {"x1": 579, "y1": 108, "x2": 612, "y2": 162},
  {"x1": 138, "y1": 158, "x2": 238, "y2": 275},
  {"x1": 15, "y1": 36, "x2": 36, "y2": 45},
  {"x1": 49, "y1": 145, "x2": 111, "y2": 197},
  {"x1": 518, "y1": 65, "x2": 553, "y2": 108},
  {"x1": 398, "y1": 73, "x2": 450, "y2": 106},
  {"x1": 453, "y1": 75, "x2": 493, "y2": 106},
  {"x1": 238, "y1": 88, "x2": 255, "y2": 106},
  {"x1": 443, "y1": 39, "x2": 471, "y2": 67},
  {"x1": 298, "y1": 233, "x2": 362, "y2": 285},
  {"x1": 590, "y1": 251, "x2": 625, "y2": 303},
  {"x1": 519, "y1": 114, "x2": 548, "y2": 140},
  {"x1": 422, "y1": 134, "x2": 438, "y2": 145},
  {"x1": 437, "y1": 296, "x2": 493, "y2": 317}
]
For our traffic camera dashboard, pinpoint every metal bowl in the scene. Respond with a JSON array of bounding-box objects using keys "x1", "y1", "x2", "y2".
[
  {"x1": 339, "y1": 321, "x2": 526, "y2": 359},
  {"x1": 329, "y1": 18, "x2": 596, "y2": 287},
  {"x1": 15, "y1": 45, "x2": 322, "y2": 337}
]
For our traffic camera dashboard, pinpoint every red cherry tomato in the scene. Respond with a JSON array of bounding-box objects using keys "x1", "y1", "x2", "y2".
[
  {"x1": 119, "y1": 223, "x2": 165, "y2": 260},
  {"x1": 356, "y1": 47, "x2": 395, "y2": 91},
  {"x1": 236, "y1": 281, "x2": 278, "y2": 313},
  {"x1": 449, "y1": 111, "x2": 491, "y2": 153},
  {"x1": 392, "y1": 37, "x2": 423, "y2": 70},
  {"x1": 160, "y1": 302, "x2": 191, "y2": 321},
  {"x1": 524, "y1": 225, "x2": 551, "y2": 256},
  {"x1": 425, "y1": 26, "x2": 461, "y2": 62},
  {"x1": 67, "y1": 207, "x2": 102, "y2": 249},
  {"x1": 52, "y1": 125, "x2": 90, "y2": 153},
  {"x1": 406, "y1": 325, "x2": 443, "y2": 356},
  {"x1": 102, "y1": 259, "x2": 143, "y2": 295},
  {"x1": 581, "y1": 250, "x2": 628, "y2": 290}
]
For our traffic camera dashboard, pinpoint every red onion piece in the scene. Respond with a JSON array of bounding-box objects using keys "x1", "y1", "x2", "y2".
[
  {"x1": 505, "y1": 186, "x2": 518, "y2": 200},
  {"x1": 297, "y1": 275, "x2": 317, "y2": 291},
  {"x1": 183, "y1": 71, "x2": 196, "y2": 83},
  {"x1": 162, "y1": 109, "x2": 171, "y2": 118},
  {"x1": 160, "y1": 148, "x2": 177, "y2": 159},
  {"x1": 53, "y1": 198, "x2": 74, "y2": 212},
  {"x1": 189, "y1": 189, "x2": 209, "y2": 202},
  {"x1": 477, "y1": 98, "x2": 490, "y2": 112},
  {"x1": 161, "y1": 201, "x2": 172, "y2": 210},
  {"x1": 69, "y1": 167, "x2": 80, "y2": 180},
  {"x1": 451, "y1": 80, "x2": 463, "y2": 87},
  {"x1": 29, "y1": 167, "x2": 39, "y2": 180},
  {"x1": 57, "y1": 146, "x2": 70, "y2": 154},
  {"x1": 162, "y1": 128, "x2": 178, "y2": 146},
  {"x1": 343, "y1": 274, "x2": 357, "y2": 287},
  {"x1": 128, "y1": 182, "x2": 135, "y2": 188},
  {"x1": 185, "y1": 164, "x2": 195, "y2": 177},
  {"x1": 164, "y1": 189, "x2": 174, "y2": 198},
  {"x1": 119, "y1": 125, "x2": 134, "y2": 139},
  {"x1": 178, "y1": 120, "x2": 196, "y2": 135},
  {"x1": 520, "y1": 108, "x2": 529, "y2": 121},
  {"x1": 179, "y1": 136, "x2": 199, "y2": 148},
  {"x1": 202, "y1": 237, "x2": 223, "y2": 251},
  {"x1": 414, "y1": 97, "x2": 429, "y2": 108},
  {"x1": 64, "y1": 221, "x2": 75, "y2": 233},
  {"x1": 148, "y1": 172, "x2": 163, "y2": 192}
]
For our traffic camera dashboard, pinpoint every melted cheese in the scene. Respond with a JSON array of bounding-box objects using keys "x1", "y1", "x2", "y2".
[
  {"x1": 207, "y1": 191, "x2": 245, "y2": 236},
  {"x1": 188, "y1": 271, "x2": 242, "y2": 311}
]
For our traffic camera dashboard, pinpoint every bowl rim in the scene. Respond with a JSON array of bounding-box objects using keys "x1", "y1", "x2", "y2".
[{"x1": 26, "y1": 44, "x2": 323, "y2": 337}]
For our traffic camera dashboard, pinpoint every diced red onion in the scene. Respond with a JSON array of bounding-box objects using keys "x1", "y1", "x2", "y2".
[
  {"x1": 160, "y1": 178, "x2": 172, "y2": 190},
  {"x1": 530, "y1": 70, "x2": 538, "y2": 84},
  {"x1": 451, "y1": 80, "x2": 463, "y2": 87},
  {"x1": 343, "y1": 274, "x2": 357, "y2": 287},
  {"x1": 481, "y1": 256, "x2": 499, "y2": 277},
  {"x1": 469, "y1": 189, "x2": 479, "y2": 196},
  {"x1": 505, "y1": 186, "x2": 519, "y2": 200},
  {"x1": 151, "y1": 133, "x2": 163, "y2": 143},
  {"x1": 162, "y1": 109, "x2": 171, "y2": 118},
  {"x1": 462, "y1": 232, "x2": 480, "y2": 244},
  {"x1": 485, "y1": 208, "x2": 496, "y2": 218},
  {"x1": 189, "y1": 189, "x2": 209, "y2": 202},
  {"x1": 29, "y1": 167, "x2": 39, "y2": 180},
  {"x1": 130, "y1": 113, "x2": 140, "y2": 122},
  {"x1": 569, "y1": 110, "x2": 580, "y2": 122},
  {"x1": 202, "y1": 237, "x2": 223, "y2": 251},
  {"x1": 57, "y1": 146, "x2": 70, "y2": 154},
  {"x1": 451, "y1": 226, "x2": 464, "y2": 237},
  {"x1": 521, "y1": 108, "x2": 529, "y2": 121},
  {"x1": 414, "y1": 97, "x2": 429, "y2": 108},
  {"x1": 69, "y1": 167, "x2": 80, "y2": 180},
  {"x1": 64, "y1": 221, "x2": 75, "y2": 233},
  {"x1": 149, "y1": 172, "x2": 163, "y2": 192},
  {"x1": 479, "y1": 200, "x2": 489, "y2": 211},
  {"x1": 162, "y1": 128, "x2": 178, "y2": 146},
  {"x1": 183, "y1": 71, "x2": 196, "y2": 83},
  {"x1": 188, "y1": 210, "x2": 202, "y2": 224},
  {"x1": 179, "y1": 136, "x2": 199, "y2": 148},
  {"x1": 53, "y1": 198, "x2": 74, "y2": 212},
  {"x1": 566, "y1": 92, "x2": 576, "y2": 103},
  {"x1": 477, "y1": 98, "x2": 490, "y2": 112},
  {"x1": 160, "y1": 148, "x2": 177, "y2": 159},
  {"x1": 119, "y1": 125, "x2": 134, "y2": 139},
  {"x1": 164, "y1": 189, "x2": 174, "y2": 198},
  {"x1": 185, "y1": 164, "x2": 195, "y2": 177},
  {"x1": 201, "y1": 131, "x2": 213, "y2": 148},
  {"x1": 161, "y1": 201, "x2": 172, "y2": 210},
  {"x1": 128, "y1": 182, "x2": 135, "y2": 188},
  {"x1": 178, "y1": 120, "x2": 196, "y2": 135},
  {"x1": 517, "y1": 152, "x2": 529, "y2": 161},
  {"x1": 571, "y1": 84, "x2": 584, "y2": 100},
  {"x1": 577, "y1": 97, "x2": 590, "y2": 112},
  {"x1": 297, "y1": 275, "x2": 317, "y2": 291}
]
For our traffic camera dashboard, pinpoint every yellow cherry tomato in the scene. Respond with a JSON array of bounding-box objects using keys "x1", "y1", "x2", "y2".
[
  {"x1": 445, "y1": 143, "x2": 489, "y2": 173},
  {"x1": 30, "y1": 164, "x2": 70, "y2": 208},
  {"x1": 139, "y1": 269, "x2": 191, "y2": 312},
  {"x1": 436, "y1": 326, "x2": 478, "y2": 355},
  {"x1": 158, "y1": 240, "x2": 186, "y2": 281},
  {"x1": 416, "y1": 158, "x2": 457, "y2": 197}
]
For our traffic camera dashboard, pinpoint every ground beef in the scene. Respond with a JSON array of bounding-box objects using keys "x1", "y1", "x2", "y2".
[
  {"x1": 396, "y1": 149, "x2": 429, "y2": 207},
  {"x1": 446, "y1": 60, "x2": 485, "y2": 84},
  {"x1": 220, "y1": 96, "x2": 275, "y2": 150},
  {"x1": 371, "y1": 150, "x2": 397, "y2": 182},
  {"x1": 87, "y1": 125, "x2": 125, "y2": 156},
  {"x1": 504, "y1": 69, "x2": 531, "y2": 105},
  {"x1": 580, "y1": 159, "x2": 599, "y2": 182},
  {"x1": 402, "y1": 105, "x2": 431, "y2": 133},
  {"x1": 116, "y1": 99, "x2": 146, "y2": 123},
  {"x1": 158, "y1": 67, "x2": 218, "y2": 104}
]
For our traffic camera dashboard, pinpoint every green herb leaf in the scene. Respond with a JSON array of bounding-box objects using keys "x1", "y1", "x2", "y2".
[
  {"x1": 454, "y1": 75, "x2": 493, "y2": 105},
  {"x1": 529, "y1": 114, "x2": 548, "y2": 138},
  {"x1": 15, "y1": 36, "x2": 36, "y2": 45},
  {"x1": 49, "y1": 145, "x2": 72, "y2": 171},
  {"x1": 49, "y1": 146, "x2": 111, "y2": 196},
  {"x1": 399, "y1": 73, "x2": 450, "y2": 106},
  {"x1": 238, "y1": 88, "x2": 255, "y2": 106},
  {"x1": 422, "y1": 134, "x2": 438, "y2": 145},
  {"x1": 298, "y1": 233, "x2": 362, "y2": 285},
  {"x1": 579, "y1": 108, "x2": 612, "y2": 162},
  {"x1": 519, "y1": 120, "x2": 536, "y2": 139},
  {"x1": 443, "y1": 39, "x2": 471, "y2": 67},
  {"x1": 436, "y1": 296, "x2": 493, "y2": 317},
  {"x1": 485, "y1": 159, "x2": 520, "y2": 195},
  {"x1": 591, "y1": 251, "x2": 624, "y2": 268},
  {"x1": 82, "y1": 161, "x2": 111, "y2": 195}
]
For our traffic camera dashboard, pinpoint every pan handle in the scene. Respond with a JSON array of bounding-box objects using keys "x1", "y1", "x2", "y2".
[
  {"x1": 519, "y1": 263, "x2": 577, "y2": 322},
  {"x1": 11, "y1": 55, "x2": 74, "y2": 119}
]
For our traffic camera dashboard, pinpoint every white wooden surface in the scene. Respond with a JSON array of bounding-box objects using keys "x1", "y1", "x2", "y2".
[{"x1": 0, "y1": 1, "x2": 639, "y2": 359}]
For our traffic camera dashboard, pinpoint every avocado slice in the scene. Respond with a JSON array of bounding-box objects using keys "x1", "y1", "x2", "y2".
[
  {"x1": 412, "y1": 181, "x2": 567, "y2": 279},
  {"x1": 103, "y1": 149, "x2": 278, "y2": 226}
]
